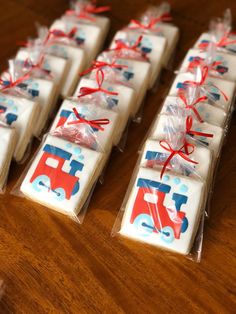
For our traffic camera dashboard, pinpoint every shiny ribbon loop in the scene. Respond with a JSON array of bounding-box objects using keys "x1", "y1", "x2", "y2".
[
  {"x1": 159, "y1": 140, "x2": 198, "y2": 179},
  {"x1": 67, "y1": 107, "x2": 110, "y2": 131},
  {"x1": 178, "y1": 92, "x2": 207, "y2": 122},
  {"x1": 78, "y1": 69, "x2": 119, "y2": 97},
  {"x1": 185, "y1": 116, "x2": 213, "y2": 138},
  {"x1": 80, "y1": 60, "x2": 128, "y2": 76}
]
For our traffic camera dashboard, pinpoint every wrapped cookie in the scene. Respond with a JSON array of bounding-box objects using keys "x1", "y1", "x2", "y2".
[
  {"x1": 127, "y1": 2, "x2": 179, "y2": 68},
  {"x1": 16, "y1": 46, "x2": 70, "y2": 95},
  {"x1": 63, "y1": 0, "x2": 110, "y2": 46},
  {"x1": 1, "y1": 60, "x2": 58, "y2": 137},
  {"x1": 0, "y1": 124, "x2": 16, "y2": 192},
  {"x1": 19, "y1": 132, "x2": 106, "y2": 222},
  {"x1": 113, "y1": 165, "x2": 206, "y2": 258},
  {"x1": 50, "y1": 17, "x2": 104, "y2": 64},
  {"x1": 82, "y1": 51, "x2": 151, "y2": 117},
  {"x1": 109, "y1": 31, "x2": 166, "y2": 89},
  {"x1": 169, "y1": 67, "x2": 235, "y2": 113},
  {"x1": 50, "y1": 98, "x2": 120, "y2": 153},
  {"x1": 74, "y1": 69, "x2": 136, "y2": 145}
]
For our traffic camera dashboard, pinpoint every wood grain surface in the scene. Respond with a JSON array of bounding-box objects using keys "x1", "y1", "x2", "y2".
[{"x1": 0, "y1": 0, "x2": 235, "y2": 313}]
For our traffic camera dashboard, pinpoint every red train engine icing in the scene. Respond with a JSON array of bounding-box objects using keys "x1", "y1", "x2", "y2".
[
  {"x1": 130, "y1": 178, "x2": 188, "y2": 243},
  {"x1": 30, "y1": 144, "x2": 84, "y2": 200}
]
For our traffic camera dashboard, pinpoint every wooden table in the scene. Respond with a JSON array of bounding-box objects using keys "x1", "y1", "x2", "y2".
[{"x1": 0, "y1": 0, "x2": 235, "y2": 313}]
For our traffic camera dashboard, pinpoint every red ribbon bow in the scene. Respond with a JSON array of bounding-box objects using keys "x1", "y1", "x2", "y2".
[
  {"x1": 83, "y1": 1, "x2": 111, "y2": 14},
  {"x1": 199, "y1": 32, "x2": 236, "y2": 50},
  {"x1": 185, "y1": 116, "x2": 213, "y2": 138},
  {"x1": 159, "y1": 140, "x2": 198, "y2": 179},
  {"x1": 80, "y1": 60, "x2": 128, "y2": 76},
  {"x1": 129, "y1": 13, "x2": 172, "y2": 31},
  {"x1": 0, "y1": 71, "x2": 30, "y2": 91},
  {"x1": 78, "y1": 69, "x2": 119, "y2": 98},
  {"x1": 184, "y1": 65, "x2": 228, "y2": 101},
  {"x1": 47, "y1": 27, "x2": 78, "y2": 44},
  {"x1": 109, "y1": 35, "x2": 147, "y2": 59},
  {"x1": 178, "y1": 92, "x2": 207, "y2": 123},
  {"x1": 65, "y1": 10, "x2": 96, "y2": 21},
  {"x1": 67, "y1": 107, "x2": 110, "y2": 131}
]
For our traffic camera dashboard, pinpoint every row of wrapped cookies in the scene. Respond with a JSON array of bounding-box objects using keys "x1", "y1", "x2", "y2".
[
  {"x1": 113, "y1": 10, "x2": 236, "y2": 260},
  {"x1": 14, "y1": 3, "x2": 180, "y2": 221},
  {"x1": 0, "y1": 0, "x2": 112, "y2": 193}
]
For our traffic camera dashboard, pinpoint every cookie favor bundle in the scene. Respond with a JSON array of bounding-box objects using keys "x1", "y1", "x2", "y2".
[
  {"x1": 0, "y1": 0, "x2": 111, "y2": 193},
  {"x1": 13, "y1": 2, "x2": 179, "y2": 221},
  {"x1": 112, "y1": 10, "x2": 236, "y2": 261}
]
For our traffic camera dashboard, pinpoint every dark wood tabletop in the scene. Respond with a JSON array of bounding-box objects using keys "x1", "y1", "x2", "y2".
[{"x1": 0, "y1": 0, "x2": 235, "y2": 313}]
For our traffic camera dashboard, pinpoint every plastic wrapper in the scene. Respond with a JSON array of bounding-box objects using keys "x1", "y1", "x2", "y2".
[
  {"x1": 170, "y1": 65, "x2": 236, "y2": 114},
  {"x1": 73, "y1": 69, "x2": 136, "y2": 149},
  {"x1": 127, "y1": 2, "x2": 179, "y2": 69},
  {"x1": 81, "y1": 51, "x2": 151, "y2": 122},
  {"x1": 1, "y1": 59, "x2": 58, "y2": 138},
  {"x1": 109, "y1": 31, "x2": 166, "y2": 89},
  {"x1": 0, "y1": 122, "x2": 16, "y2": 193},
  {"x1": 112, "y1": 127, "x2": 208, "y2": 262},
  {"x1": 12, "y1": 104, "x2": 110, "y2": 223},
  {"x1": 179, "y1": 42, "x2": 236, "y2": 82},
  {"x1": 194, "y1": 9, "x2": 236, "y2": 55},
  {"x1": 50, "y1": 16, "x2": 104, "y2": 65},
  {"x1": 63, "y1": 0, "x2": 111, "y2": 45}
]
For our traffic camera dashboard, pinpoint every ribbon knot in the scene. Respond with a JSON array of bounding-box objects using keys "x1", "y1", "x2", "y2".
[
  {"x1": 178, "y1": 92, "x2": 207, "y2": 122},
  {"x1": 185, "y1": 116, "x2": 213, "y2": 138},
  {"x1": 0, "y1": 71, "x2": 30, "y2": 92},
  {"x1": 65, "y1": 10, "x2": 96, "y2": 21},
  {"x1": 48, "y1": 27, "x2": 78, "y2": 43},
  {"x1": 184, "y1": 65, "x2": 228, "y2": 101},
  {"x1": 80, "y1": 60, "x2": 128, "y2": 76},
  {"x1": 23, "y1": 56, "x2": 51, "y2": 77},
  {"x1": 78, "y1": 69, "x2": 119, "y2": 98},
  {"x1": 67, "y1": 107, "x2": 110, "y2": 131},
  {"x1": 159, "y1": 140, "x2": 198, "y2": 179}
]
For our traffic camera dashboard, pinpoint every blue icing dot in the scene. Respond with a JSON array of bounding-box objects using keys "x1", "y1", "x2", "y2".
[
  {"x1": 12, "y1": 107, "x2": 18, "y2": 112},
  {"x1": 66, "y1": 143, "x2": 72, "y2": 149},
  {"x1": 173, "y1": 177, "x2": 181, "y2": 185},
  {"x1": 195, "y1": 127, "x2": 202, "y2": 132},
  {"x1": 180, "y1": 184, "x2": 188, "y2": 193},
  {"x1": 163, "y1": 175, "x2": 170, "y2": 182},
  {"x1": 78, "y1": 155, "x2": 84, "y2": 160},
  {"x1": 198, "y1": 106, "x2": 203, "y2": 112},
  {"x1": 74, "y1": 147, "x2": 81, "y2": 154},
  {"x1": 7, "y1": 100, "x2": 13, "y2": 106}
]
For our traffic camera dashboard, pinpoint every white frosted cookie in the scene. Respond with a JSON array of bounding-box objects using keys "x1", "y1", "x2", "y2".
[
  {"x1": 95, "y1": 54, "x2": 151, "y2": 115},
  {"x1": 151, "y1": 114, "x2": 224, "y2": 159},
  {"x1": 0, "y1": 125, "x2": 16, "y2": 191},
  {"x1": 47, "y1": 43, "x2": 86, "y2": 97},
  {"x1": 160, "y1": 95, "x2": 227, "y2": 127},
  {"x1": 180, "y1": 48, "x2": 236, "y2": 82},
  {"x1": 74, "y1": 77, "x2": 135, "y2": 144},
  {"x1": 15, "y1": 49, "x2": 70, "y2": 95},
  {"x1": 128, "y1": 22, "x2": 179, "y2": 67},
  {"x1": 20, "y1": 134, "x2": 105, "y2": 216},
  {"x1": 110, "y1": 30, "x2": 167, "y2": 88},
  {"x1": 140, "y1": 138, "x2": 213, "y2": 183},
  {"x1": 16, "y1": 77, "x2": 58, "y2": 136},
  {"x1": 50, "y1": 99, "x2": 120, "y2": 152},
  {"x1": 169, "y1": 72, "x2": 235, "y2": 113},
  {"x1": 50, "y1": 19, "x2": 103, "y2": 64},
  {"x1": 0, "y1": 94, "x2": 38, "y2": 162},
  {"x1": 120, "y1": 166, "x2": 205, "y2": 255}
]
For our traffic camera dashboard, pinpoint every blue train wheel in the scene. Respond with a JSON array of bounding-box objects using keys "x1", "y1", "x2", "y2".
[
  {"x1": 31, "y1": 175, "x2": 51, "y2": 193},
  {"x1": 133, "y1": 214, "x2": 154, "y2": 237},
  {"x1": 181, "y1": 217, "x2": 188, "y2": 233},
  {"x1": 71, "y1": 181, "x2": 80, "y2": 196},
  {"x1": 160, "y1": 227, "x2": 175, "y2": 243},
  {"x1": 53, "y1": 188, "x2": 66, "y2": 201}
]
